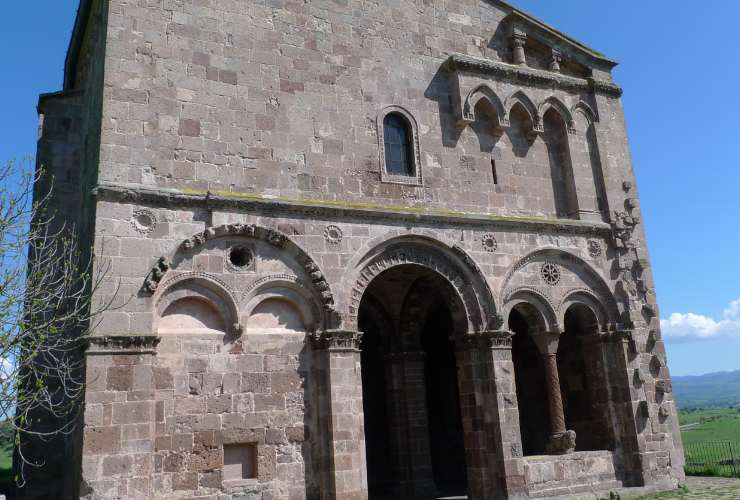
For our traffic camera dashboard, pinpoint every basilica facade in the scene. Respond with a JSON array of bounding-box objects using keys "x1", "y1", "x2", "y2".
[{"x1": 27, "y1": 0, "x2": 684, "y2": 498}]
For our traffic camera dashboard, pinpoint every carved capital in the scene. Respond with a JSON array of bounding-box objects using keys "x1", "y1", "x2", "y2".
[
  {"x1": 310, "y1": 330, "x2": 363, "y2": 352},
  {"x1": 454, "y1": 330, "x2": 513, "y2": 352}
]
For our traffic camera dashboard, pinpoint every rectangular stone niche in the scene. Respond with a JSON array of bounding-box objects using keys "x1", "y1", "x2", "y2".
[{"x1": 224, "y1": 443, "x2": 258, "y2": 481}]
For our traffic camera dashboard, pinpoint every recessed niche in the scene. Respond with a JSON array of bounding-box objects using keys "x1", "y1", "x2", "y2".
[
  {"x1": 247, "y1": 298, "x2": 305, "y2": 334},
  {"x1": 223, "y1": 443, "x2": 257, "y2": 481},
  {"x1": 158, "y1": 298, "x2": 226, "y2": 334}
]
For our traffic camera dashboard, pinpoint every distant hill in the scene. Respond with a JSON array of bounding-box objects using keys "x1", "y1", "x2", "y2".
[{"x1": 672, "y1": 370, "x2": 740, "y2": 409}]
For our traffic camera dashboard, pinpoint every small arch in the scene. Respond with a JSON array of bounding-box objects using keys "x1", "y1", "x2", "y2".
[
  {"x1": 154, "y1": 273, "x2": 240, "y2": 335},
  {"x1": 571, "y1": 101, "x2": 598, "y2": 125},
  {"x1": 244, "y1": 281, "x2": 321, "y2": 333},
  {"x1": 504, "y1": 90, "x2": 541, "y2": 135},
  {"x1": 539, "y1": 96, "x2": 576, "y2": 134},
  {"x1": 377, "y1": 105, "x2": 422, "y2": 185},
  {"x1": 501, "y1": 248, "x2": 620, "y2": 330},
  {"x1": 558, "y1": 289, "x2": 610, "y2": 333},
  {"x1": 158, "y1": 297, "x2": 226, "y2": 335},
  {"x1": 503, "y1": 288, "x2": 559, "y2": 334},
  {"x1": 247, "y1": 298, "x2": 306, "y2": 334},
  {"x1": 463, "y1": 84, "x2": 509, "y2": 128}
]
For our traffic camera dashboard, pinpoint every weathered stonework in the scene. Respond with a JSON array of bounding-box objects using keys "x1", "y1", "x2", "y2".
[{"x1": 22, "y1": 0, "x2": 685, "y2": 498}]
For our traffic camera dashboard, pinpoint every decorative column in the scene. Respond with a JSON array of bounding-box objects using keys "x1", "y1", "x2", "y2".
[
  {"x1": 512, "y1": 29, "x2": 527, "y2": 65},
  {"x1": 532, "y1": 331, "x2": 576, "y2": 454},
  {"x1": 311, "y1": 330, "x2": 368, "y2": 500},
  {"x1": 549, "y1": 48, "x2": 562, "y2": 72},
  {"x1": 455, "y1": 331, "x2": 527, "y2": 500},
  {"x1": 383, "y1": 351, "x2": 435, "y2": 497}
]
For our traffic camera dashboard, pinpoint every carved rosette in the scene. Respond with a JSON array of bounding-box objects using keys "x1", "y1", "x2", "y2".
[{"x1": 309, "y1": 330, "x2": 363, "y2": 352}]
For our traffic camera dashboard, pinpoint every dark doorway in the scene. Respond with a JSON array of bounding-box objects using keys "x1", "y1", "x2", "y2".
[
  {"x1": 510, "y1": 306, "x2": 549, "y2": 456},
  {"x1": 358, "y1": 265, "x2": 468, "y2": 499},
  {"x1": 558, "y1": 304, "x2": 612, "y2": 451},
  {"x1": 422, "y1": 303, "x2": 467, "y2": 493}
]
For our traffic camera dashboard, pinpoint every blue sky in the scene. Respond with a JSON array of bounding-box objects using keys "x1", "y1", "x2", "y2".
[{"x1": 2, "y1": 2, "x2": 739, "y2": 375}]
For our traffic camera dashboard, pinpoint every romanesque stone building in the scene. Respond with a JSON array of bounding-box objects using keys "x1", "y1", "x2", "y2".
[{"x1": 27, "y1": 0, "x2": 685, "y2": 498}]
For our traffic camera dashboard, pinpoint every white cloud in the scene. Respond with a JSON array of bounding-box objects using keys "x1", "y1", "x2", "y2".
[{"x1": 661, "y1": 299, "x2": 740, "y2": 341}]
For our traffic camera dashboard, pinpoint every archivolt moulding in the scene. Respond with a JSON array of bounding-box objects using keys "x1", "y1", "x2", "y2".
[
  {"x1": 557, "y1": 288, "x2": 612, "y2": 332},
  {"x1": 501, "y1": 248, "x2": 620, "y2": 331},
  {"x1": 242, "y1": 276, "x2": 324, "y2": 332},
  {"x1": 341, "y1": 231, "x2": 499, "y2": 333},
  {"x1": 502, "y1": 286, "x2": 559, "y2": 334},
  {"x1": 142, "y1": 223, "x2": 338, "y2": 322}
]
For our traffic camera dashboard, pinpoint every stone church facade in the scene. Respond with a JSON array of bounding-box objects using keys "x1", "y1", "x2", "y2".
[{"x1": 27, "y1": 0, "x2": 684, "y2": 498}]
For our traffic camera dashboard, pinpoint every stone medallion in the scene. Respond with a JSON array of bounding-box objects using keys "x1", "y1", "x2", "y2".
[
  {"x1": 131, "y1": 209, "x2": 157, "y2": 234},
  {"x1": 481, "y1": 234, "x2": 498, "y2": 252},
  {"x1": 540, "y1": 262, "x2": 561, "y2": 286},
  {"x1": 324, "y1": 225, "x2": 343, "y2": 245}
]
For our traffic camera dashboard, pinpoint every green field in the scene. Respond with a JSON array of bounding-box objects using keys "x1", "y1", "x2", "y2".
[{"x1": 679, "y1": 408, "x2": 740, "y2": 477}]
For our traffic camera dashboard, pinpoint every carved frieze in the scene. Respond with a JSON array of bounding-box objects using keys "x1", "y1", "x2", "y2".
[
  {"x1": 309, "y1": 330, "x2": 363, "y2": 351},
  {"x1": 87, "y1": 335, "x2": 161, "y2": 354}
]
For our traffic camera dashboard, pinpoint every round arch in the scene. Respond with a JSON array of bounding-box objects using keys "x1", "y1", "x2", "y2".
[
  {"x1": 340, "y1": 231, "x2": 498, "y2": 333},
  {"x1": 503, "y1": 288, "x2": 559, "y2": 334},
  {"x1": 500, "y1": 247, "x2": 620, "y2": 331},
  {"x1": 243, "y1": 278, "x2": 323, "y2": 333},
  {"x1": 557, "y1": 289, "x2": 610, "y2": 333},
  {"x1": 153, "y1": 272, "x2": 241, "y2": 335}
]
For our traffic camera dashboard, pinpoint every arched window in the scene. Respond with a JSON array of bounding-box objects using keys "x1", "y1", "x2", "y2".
[{"x1": 383, "y1": 113, "x2": 414, "y2": 176}]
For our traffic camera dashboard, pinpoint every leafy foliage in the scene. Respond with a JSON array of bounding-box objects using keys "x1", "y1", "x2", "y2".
[{"x1": 0, "y1": 159, "x2": 115, "y2": 485}]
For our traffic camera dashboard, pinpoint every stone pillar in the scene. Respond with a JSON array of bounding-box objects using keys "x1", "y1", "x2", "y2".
[
  {"x1": 532, "y1": 332, "x2": 576, "y2": 454},
  {"x1": 384, "y1": 351, "x2": 435, "y2": 496},
  {"x1": 455, "y1": 332, "x2": 527, "y2": 500},
  {"x1": 601, "y1": 330, "x2": 648, "y2": 486},
  {"x1": 312, "y1": 330, "x2": 368, "y2": 500},
  {"x1": 80, "y1": 335, "x2": 161, "y2": 499}
]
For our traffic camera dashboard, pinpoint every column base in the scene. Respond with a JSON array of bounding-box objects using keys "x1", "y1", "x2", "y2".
[{"x1": 546, "y1": 430, "x2": 577, "y2": 455}]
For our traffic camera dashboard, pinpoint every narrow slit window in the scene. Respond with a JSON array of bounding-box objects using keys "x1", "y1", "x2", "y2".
[
  {"x1": 491, "y1": 159, "x2": 498, "y2": 185},
  {"x1": 383, "y1": 113, "x2": 414, "y2": 176}
]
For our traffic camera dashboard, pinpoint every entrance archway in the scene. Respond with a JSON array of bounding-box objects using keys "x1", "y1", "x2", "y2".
[
  {"x1": 509, "y1": 303, "x2": 549, "y2": 456},
  {"x1": 358, "y1": 265, "x2": 468, "y2": 499},
  {"x1": 558, "y1": 304, "x2": 613, "y2": 451}
]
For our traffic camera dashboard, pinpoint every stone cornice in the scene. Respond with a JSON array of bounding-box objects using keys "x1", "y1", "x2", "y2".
[
  {"x1": 93, "y1": 182, "x2": 613, "y2": 238},
  {"x1": 87, "y1": 335, "x2": 161, "y2": 355},
  {"x1": 445, "y1": 54, "x2": 623, "y2": 98}
]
